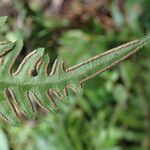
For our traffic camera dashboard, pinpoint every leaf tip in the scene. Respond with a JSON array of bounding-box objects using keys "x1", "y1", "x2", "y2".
[
  {"x1": 37, "y1": 48, "x2": 45, "y2": 57},
  {"x1": 139, "y1": 34, "x2": 150, "y2": 48}
]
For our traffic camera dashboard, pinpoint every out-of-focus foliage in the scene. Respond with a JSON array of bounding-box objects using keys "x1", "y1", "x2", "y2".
[{"x1": 0, "y1": 0, "x2": 150, "y2": 150}]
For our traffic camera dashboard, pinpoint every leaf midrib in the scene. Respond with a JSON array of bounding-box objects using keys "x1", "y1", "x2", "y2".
[{"x1": 0, "y1": 75, "x2": 70, "y2": 88}]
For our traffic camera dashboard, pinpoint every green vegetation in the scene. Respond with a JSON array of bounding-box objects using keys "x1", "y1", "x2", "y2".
[
  {"x1": 0, "y1": 0, "x2": 150, "y2": 150},
  {"x1": 0, "y1": 16, "x2": 149, "y2": 126}
]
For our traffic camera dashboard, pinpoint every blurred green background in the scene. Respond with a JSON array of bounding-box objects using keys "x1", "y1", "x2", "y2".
[{"x1": 0, "y1": 0, "x2": 150, "y2": 150}]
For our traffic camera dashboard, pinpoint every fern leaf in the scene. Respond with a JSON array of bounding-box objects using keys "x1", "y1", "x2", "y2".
[{"x1": 0, "y1": 17, "x2": 149, "y2": 126}]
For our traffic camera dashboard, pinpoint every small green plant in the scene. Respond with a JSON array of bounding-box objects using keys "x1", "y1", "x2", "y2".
[{"x1": 0, "y1": 16, "x2": 149, "y2": 126}]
